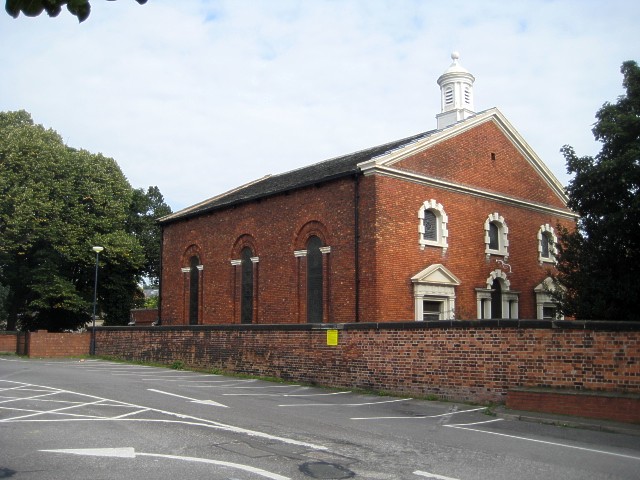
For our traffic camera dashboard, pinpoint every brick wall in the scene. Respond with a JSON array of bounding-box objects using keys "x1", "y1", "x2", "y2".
[
  {"x1": 27, "y1": 330, "x2": 90, "y2": 358},
  {"x1": 0, "y1": 332, "x2": 17, "y2": 353},
  {"x1": 507, "y1": 388, "x2": 640, "y2": 423},
  {"x1": 130, "y1": 309, "x2": 159, "y2": 326},
  {"x1": 96, "y1": 321, "x2": 640, "y2": 407}
]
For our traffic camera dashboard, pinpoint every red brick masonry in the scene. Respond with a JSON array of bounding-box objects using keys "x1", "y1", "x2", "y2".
[
  {"x1": 95, "y1": 320, "x2": 640, "y2": 422},
  {"x1": 507, "y1": 388, "x2": 640, "y2": 423},
  {"x1": 0, "y1": 332, "x2": 16, "y2": 353},
  {"x1": 27, "y1": 330, "x2": 90, "y2": 358},
  {"x1": 130, "y1": 309, "x2": 159, "y2": 326}
]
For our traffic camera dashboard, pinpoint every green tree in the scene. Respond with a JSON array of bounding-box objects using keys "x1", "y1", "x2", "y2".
[
  {"x1": 5, "y1": 0, "x2": 146, "y2": 23},
  {"x1": 553, "y1": 61, "x2": 640, "y2": 320},
  {"x1": 127, "y1": 186, "x2": 172, "y2": 285},
  {"x1": 0, "y1": 274, "x2": 8, "y2": 330},
  {"x1": 0, "y1": 110, "x2": 145, "y2": 330}
]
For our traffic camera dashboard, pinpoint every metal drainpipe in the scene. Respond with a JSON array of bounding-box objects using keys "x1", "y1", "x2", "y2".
[
  {"x1": 157, "y1": 223, "x2": 164, "y2": 326},
  {"x1": 354, "y1": 172, "x2": 361, "y2": 322}
]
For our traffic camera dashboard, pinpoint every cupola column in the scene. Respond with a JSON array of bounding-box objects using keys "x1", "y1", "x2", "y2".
[{"x1": 436, "y1": 52, "x2": 476, "y2": 129}]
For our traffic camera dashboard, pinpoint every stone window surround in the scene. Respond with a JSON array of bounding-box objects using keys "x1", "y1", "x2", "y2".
[
  {"x1": 475, "y1": 269, "x2": 519, "y2": 319},
  {"x1": 484, "y1": 212, "x2": 509, "y2": 259},
  {"x1": 412, "y1": 264, "x2": 460, "y2": 321},
  {"x1": 534, "y1": 277, "x2": 564, "y2": 320},
  {"x1": 538, "y1": 223, "x2": 558, "y2": 265},
  {"x1": 418, "y1": 199, "x2": 449, "y2": 253}
]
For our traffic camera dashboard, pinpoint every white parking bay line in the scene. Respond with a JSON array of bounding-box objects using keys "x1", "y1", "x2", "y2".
[
  {"x1": 444, "y1": 423, "x2": 640, "y2": 461},
  {"x1": 352, "y1": 406, "x2": 487, "y2": 421},
  {"x1": 148, "y1": 389, "x2": 228, "y2": 408},
  {"x1": 281, "y1": 398, "x2": 412, "y2": 407},
  {"x1": 224, "y1": 391, "x2": 351, "y2": 397},
  {"x1": 414, "y1": 470, "x2": 460, "y2": 480}
]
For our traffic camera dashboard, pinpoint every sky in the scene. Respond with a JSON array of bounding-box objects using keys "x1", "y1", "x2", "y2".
[{"x1": 1, "y1": 0, "x2": 638, "y2": 211}]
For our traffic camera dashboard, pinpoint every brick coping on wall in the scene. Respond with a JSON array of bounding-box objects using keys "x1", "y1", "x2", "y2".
[
  {"x1": 97, "y1": 319, "x2": 640, "y2": 332},
  {"x1": 509, "y1": 386, "x2": 640, "y2": 399}
]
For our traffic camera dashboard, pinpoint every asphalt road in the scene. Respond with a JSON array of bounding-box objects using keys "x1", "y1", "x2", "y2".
[{"x1": 1, "y1": 357, "x2": 639, "y2": 480}]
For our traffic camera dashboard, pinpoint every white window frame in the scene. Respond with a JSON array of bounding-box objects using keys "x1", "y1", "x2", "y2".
[
  {"x1": 418, "y1": 200, "x2": 449, "y2": 253},
  {"x1": 534, "y1": 277, "x2": 564, "y2": 320},
  {"x1": 484, "y1": 213, "x2": 509, "y2": 259},
  {"x1": 412, "y1": 264, "x2": 460, "y2": 321},
  {"x1": 476, "y1": 269, "x2": 519, "y2": 319},
  {"x1": 537, "y1": 224, "x2": 558, "y2": 265}
]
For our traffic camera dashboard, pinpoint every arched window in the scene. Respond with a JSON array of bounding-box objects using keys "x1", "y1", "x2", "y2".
[
  {"x1": 477, "y1": 270, "x2": 518, "y2": 319},
  {"x1": 490, "y1": 278, "x2": 502, "y2": 319},
  {"x1": 488, "y1": 223, "x2": 499, "y2": 250},
  {"x1": 423, "y1": 211, "x2": 437, "y2": 241},
  {"x1": 418, "y1": 200, "x2": 448, "y2": 252},
  {"x1": 189, "y1": 255, "x2": 200, "y2": 325},
  {"x1": 241, "y1": 247, "x2": 253, "y2": 324},
  {"x1": 484, "y1": 213, "x2": 508, "y2": 258},
  {"x1": 306, "y1": 236, "x2": 323, "y2": 323},
  {"x1": 538, "y1": 224, "x2": 558, "y2": 264}
]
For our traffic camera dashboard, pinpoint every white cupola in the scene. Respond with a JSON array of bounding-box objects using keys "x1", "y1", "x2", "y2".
[{"x1": 436, "y1": 52, "x2": 476, "y2": 129}]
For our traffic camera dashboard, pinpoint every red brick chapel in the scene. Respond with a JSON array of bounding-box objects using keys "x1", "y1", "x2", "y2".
[{"x1": 159, "y1": 53, "x2": 576, "y2": 326}]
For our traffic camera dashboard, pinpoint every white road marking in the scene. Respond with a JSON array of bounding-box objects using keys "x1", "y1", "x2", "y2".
[
  {"x1": 41, "y1": 448, "x2": 291, "y2": 480},
  {"x1": 43, "y1": 447, "x2": 136, "y2": 458},
  {"x1": 414, "y1": 470, "x2": 460, "y2": 480},
  {"x1": 444, "y1": 423, "x2": 640, "y2": 461},
  {"x1": 0, "y1": 389, "x2": 63, "y2": 405},
  {"x1": 0, "y1": 380, "x2": 327, "y2": 451},
  {"x1": 185, "y1": 381, "x2": 286, "y2": 388},
  {"x1": 224, "y1": 391, "x2": 351, "y2": 397},
  {"x1": 445, "y1": 418, "x2": 503, "y2": 427},
  {"x1": 148, "y1": 388, "x2": 228, "y2": 408},
  {"x1": 280, "y1": 398, "x2": 412, "y2": 407},
  {"x1": 351, "y1": 406, "x2": 486, "y2": 420}
]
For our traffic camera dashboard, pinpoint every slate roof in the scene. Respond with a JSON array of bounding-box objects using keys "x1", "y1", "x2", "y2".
[{"x1": 160, "y1": 129, "x2": 437, "y2": 224}]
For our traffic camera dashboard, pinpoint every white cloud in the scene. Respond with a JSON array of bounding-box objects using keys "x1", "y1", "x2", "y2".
[{"x1": 1, "y1": 0, "x2": 638, "y2": 210}]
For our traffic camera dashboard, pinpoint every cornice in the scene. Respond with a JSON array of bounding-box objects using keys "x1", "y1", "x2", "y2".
[{"x1": 364, "y1": 165, "x2": 577, "y2": 219}]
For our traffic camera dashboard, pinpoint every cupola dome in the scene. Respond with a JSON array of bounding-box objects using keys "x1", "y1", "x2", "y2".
[{"x1": 436, "y1": 52, "x2": 476, "y2": 129}]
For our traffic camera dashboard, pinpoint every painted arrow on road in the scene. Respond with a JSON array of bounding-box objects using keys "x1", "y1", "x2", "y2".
[
  {"x1": 147, "y1": 388, "x2": 228, "y2": 407},
  {"x1": 41, "y1": 448, "x2": 290, "y2": 480}
]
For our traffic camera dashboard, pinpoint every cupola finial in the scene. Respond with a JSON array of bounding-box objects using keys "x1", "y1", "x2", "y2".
[{"x1": 436, "y1": 52, "x2": 476, "y2": 129}]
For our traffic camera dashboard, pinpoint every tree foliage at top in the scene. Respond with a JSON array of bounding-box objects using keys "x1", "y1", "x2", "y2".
[
  {"x1": 553, "y1": 60, "x2": 640, "y2": 320},
  {"x1": 0, "y1": 110, "x2": 169, "y2": 331},
  {"x1": 5, "y1": 0, "x2": 147, "y2": 23},
  {"x1": 128, "y1": 186, "x2": 171, "y2": 285}
]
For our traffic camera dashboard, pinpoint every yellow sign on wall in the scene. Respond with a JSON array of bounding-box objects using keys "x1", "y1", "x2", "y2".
[{"x1": 326, "y1": 329, "x2": 338, "y2": 346}]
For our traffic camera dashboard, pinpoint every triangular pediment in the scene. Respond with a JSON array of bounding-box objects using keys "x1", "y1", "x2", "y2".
[
  {"x1": 357, "y1": 108, "x2": 572, "y2": 212},
  {"x1": 411, "y1": 264, "x2": 461, "y2": 285}
]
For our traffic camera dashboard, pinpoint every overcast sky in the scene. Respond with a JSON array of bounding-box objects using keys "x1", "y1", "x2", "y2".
[{"x1": 1, "y1": 0, "x2": 638, "y2": 211}]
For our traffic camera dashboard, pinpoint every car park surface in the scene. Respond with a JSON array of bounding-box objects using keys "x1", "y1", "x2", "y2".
[{"x1": 1, "y1": 357, "x2": 639, "y2": 479}]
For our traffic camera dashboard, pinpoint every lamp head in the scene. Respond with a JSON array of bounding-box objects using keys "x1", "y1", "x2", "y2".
[{"x1": 92, "y1": 246, "x2": 104, "y2": 253}]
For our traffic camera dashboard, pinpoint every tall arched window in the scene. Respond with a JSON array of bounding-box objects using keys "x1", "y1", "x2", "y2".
[
  {"x1": 241, "y1": 247, "x2": 253, "y2": 324},
  {"x1": 538, "y1": 224, "x2": 558, "y2": 264},
  {"x1": 490, "y1": 278, "x2": 502, "y2": 319},
  {"x1": 306, "y1": 236, "x2": 323, "y2": 323},
  {"x1": 189, "y1": 255, "x2": 200, "y2": 325},
  {"x1": 484, "y1": 213, "x2": 508, "y2": 258},
  {"x1": 423, "y1": 211, "x2": 437, "y2": 241},
  {"x1": 488, "y1": 223, "x2": 499, "y2": 250},
  {"x1": 418, "y1": 199, "x2": 448, "y2": 252}
]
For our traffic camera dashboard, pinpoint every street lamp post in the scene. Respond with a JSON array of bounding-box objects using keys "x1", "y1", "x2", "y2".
[{"x1": 91, "y1": 246, "x2": 104, "y2": 356}]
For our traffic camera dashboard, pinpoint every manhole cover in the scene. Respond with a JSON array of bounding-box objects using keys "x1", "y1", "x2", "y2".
[{"x1": 299, "y1": 461, "x2": 355, "y2": 479}]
